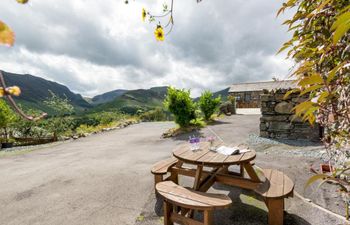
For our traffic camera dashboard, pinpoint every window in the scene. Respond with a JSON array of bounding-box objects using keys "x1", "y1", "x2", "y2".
[{"x1": 245, "y1": 93, "x2": 251, "y2": 101}]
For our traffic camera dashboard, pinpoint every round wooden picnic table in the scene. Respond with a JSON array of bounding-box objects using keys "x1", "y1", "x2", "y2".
[{"x1": 172, "y1": 142, "x2": 256, "y2": 167}]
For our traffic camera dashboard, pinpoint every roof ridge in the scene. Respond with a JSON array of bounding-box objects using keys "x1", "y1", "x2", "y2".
[{"x1": 230, "y1": 80, "x2": 295, "y2": 86}]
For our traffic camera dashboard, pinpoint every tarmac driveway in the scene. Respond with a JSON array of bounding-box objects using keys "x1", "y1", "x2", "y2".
[{"x1": 0, "y1": 115, "x2": 345, "y2": 225}]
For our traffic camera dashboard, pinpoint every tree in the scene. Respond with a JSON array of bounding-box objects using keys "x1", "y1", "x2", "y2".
[
  {"x1": 279, "y1": 0, "x2": 350, "y2": 213},
  {"x1": 199, "y1": 91, "x2": 221, "y2": 121},
  {"x1": 44, "y1": 92, "x2": 74, "y2": 140},
  {"x1": 164, "y1": 87, "x2": 196, "y2": 127},
  {"x1": 0, "y1": 99, "x2": 17, "y2": 142}
]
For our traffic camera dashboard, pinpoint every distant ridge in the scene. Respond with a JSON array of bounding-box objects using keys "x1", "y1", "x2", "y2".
[
  {"x1": 91, "y1": 89, "x2": 128, "y2": 105},
  {"x1": 1, "y1": 71, "x2": 91, "y2": 112},
  {"x1": 1, "y1": 71, "x2": 231, "y2": 115},
  {"x1": 91, "y1": 86, "x2": 168, "y2": 114}
]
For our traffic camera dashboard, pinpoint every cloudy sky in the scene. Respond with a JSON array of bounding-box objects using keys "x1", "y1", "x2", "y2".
[{"x1": 0, "y1": 0, "x2": 294, "y2": 97}]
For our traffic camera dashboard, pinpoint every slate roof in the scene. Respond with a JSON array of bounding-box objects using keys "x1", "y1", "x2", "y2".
[{"x1": 228, "y1": 80, "x2": 297, "y2": 93}]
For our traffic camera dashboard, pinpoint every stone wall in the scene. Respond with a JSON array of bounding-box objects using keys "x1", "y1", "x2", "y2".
[{"x1": 260, "y1": 89, "x2": 321, "y2": 141}]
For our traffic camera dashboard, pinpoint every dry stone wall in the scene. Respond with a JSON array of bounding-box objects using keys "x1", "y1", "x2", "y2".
[{"x1": 260, "y1": 89, "x2": 321, "y2": 141}]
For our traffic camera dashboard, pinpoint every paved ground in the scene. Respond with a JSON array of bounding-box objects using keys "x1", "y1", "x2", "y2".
[{"x1": 0, "y1": 115, "x2": 346, "y2": 225}]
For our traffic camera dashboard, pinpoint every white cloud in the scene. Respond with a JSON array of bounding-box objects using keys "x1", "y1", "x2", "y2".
[{"x1": 0, "y1": 0, "x2": 294, "y2": 97}]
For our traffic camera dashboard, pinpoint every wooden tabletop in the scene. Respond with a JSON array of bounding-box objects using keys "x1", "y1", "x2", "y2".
[{"x1": 173, "y1": 142, "x2": 256, "y2": 166}]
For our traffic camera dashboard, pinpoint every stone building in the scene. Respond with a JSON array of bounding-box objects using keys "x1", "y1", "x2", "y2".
[
  {"x1": 228, "y1": 80, "x2": 297, "y2": 108},
  {"x1": 228, "y1": 80, "x2": 321, "y2": 141}
]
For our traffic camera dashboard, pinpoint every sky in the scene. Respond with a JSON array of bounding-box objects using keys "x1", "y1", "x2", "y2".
[{"x1": 0, "y1": 0, "x2": 294, "y2": 97}]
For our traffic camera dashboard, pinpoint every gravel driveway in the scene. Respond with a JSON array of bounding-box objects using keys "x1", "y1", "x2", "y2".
[{"x1": 0, "y1": 115, "x2": 346, "y2": 225}]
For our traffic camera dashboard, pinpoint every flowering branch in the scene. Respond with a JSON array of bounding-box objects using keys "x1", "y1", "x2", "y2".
[
  {"x1": 142, "y1": 0, "x2": 201, "y2": 41},
  {"x1": 0, "y1": 71, "x2": 47, "y2": 121}
]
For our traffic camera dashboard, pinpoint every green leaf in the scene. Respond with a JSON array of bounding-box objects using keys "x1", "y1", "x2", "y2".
[
  {"x1": 331, "y1": 11, "x2": 350, "y2": 31},
  {"x1": 333, "y1": 23, "x2": 350, "y2": 44},
  {"x1": 298, "y1": 74, "x2": 323, "y2": 87},
  {"x1": 327, "y1": 63, "x2": 344, "y2": 83},
  {"x1": 304, "y1": 174, "x2": 329, "y2": 191},
  {"x1": 315, "y1": 0, "x2": 331, "y2": 13},
  {"x1": 294, "y1": 101, "x2": 314, "y2": 115},
  {"x1": 317, "y1": 91, "x2": 329, "y2": 103},
  {"x1": 283, "y1": 88, "x2": 299, "y2": 100},
  {"x1": 331, "y1": 11, "x2": 350, "y2": 43},
  {"x1": 0, "y1": 20, "x2": 15, "y2": 46},
  {"x1": 300, "y1": 84, "x2": 322, "y2": 96}
]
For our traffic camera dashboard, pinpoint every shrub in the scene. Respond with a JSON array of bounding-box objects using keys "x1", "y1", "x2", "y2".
[
  {"x1": 227, "y1": 95, "x2": 237, "y2": 115},
  {"x1": 164, "y1": 87, "x2": 196, "y2": 127},
  {"x1": 76, "y1": 124, "x2": 98, "y2": 136},
  {"x1": 0, "y1": 99, "x2": 17, "y2": 142},
  {"x1": 44, "y1": 92, "x2": 74, "y2": 140},
  {"x1": 140, "y1": 107, "x2": 167, "y2": 122},
  {"x1": 199, "y1": 91, "x2": 221, "y2": 121}
]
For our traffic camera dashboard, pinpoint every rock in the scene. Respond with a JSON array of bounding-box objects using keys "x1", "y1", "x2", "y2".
[
  {"x1": 268, "y1": 122, "x2": 293, "y2": 131},
  {"x1": 260, "y1": 131, "x2": 269, "y2": 138},
  {"x1": 274, "y1": 101, "x2": 294, "y2": 114},
  {"x1": 305, "y1": 198, "x2": 312, "y2": 203},
  {"x1": 276, "y1": 93, "x2": 289, "y2": 101},
  {"x1": 289, "y1": 115, "x2": 303, "y2": 123},
  {"x1": 260, "y1": 123, "x2": 268, "y2": 131},
  {"x1": 261, "y1": 115, "x2": 289, "y2": 122},
  {"x1": 72, "y1": 135, "x2": 79, "y2": 140},
  {"x1": 261, "y1": 94, "x2": 272, "y2": 102}
]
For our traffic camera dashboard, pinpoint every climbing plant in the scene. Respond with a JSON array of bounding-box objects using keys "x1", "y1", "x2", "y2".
[{"x1": 279, "y1": 0, "x2": 350, "y2": 215}]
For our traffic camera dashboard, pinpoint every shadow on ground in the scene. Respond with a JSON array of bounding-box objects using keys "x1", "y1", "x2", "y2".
[{"x1": 136, "y1": 183, "x2": 311, "y2": 225}]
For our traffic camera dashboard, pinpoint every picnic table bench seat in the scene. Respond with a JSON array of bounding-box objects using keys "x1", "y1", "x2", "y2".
[
  {"x1": 255, "y1": 169, "x2": 294, "y2": 225},
  {"x1": 156, "y1": 181, "x2": 232, "y2": 225},
  {"x1": 151, "y1": 157, "x2": 179, "y2": 191}
]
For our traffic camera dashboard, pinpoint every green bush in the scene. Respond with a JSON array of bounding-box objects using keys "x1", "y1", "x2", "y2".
[
  {"x1": 0, "y1": 99, "x2": 17, "y2": 142},
  {"x1": 140, "y1": 107, "x2": 167, "y2": 122},
  {"x1": 228, "y1": 95, "x2": 237, "y2": 115},
  {"x1": 44, "y1": 92, "x2": 74, "y2": 140},
  {"x1": 164, "y1": 87, "x2": 196, "y2": 127},
  {"x1": 199, "y1": 91, "x2": 221, "y2": 120}
]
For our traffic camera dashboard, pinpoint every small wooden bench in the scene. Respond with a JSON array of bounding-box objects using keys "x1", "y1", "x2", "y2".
[
  {"x1": 255, "y1": 169, "x2": 294, "y2": 225},
  {"x1": 151, "y1": 158, "x2": 179, "y2": 191},
  {"x1": 156, "y1": 181, "x2": 232, "y2": 225}
]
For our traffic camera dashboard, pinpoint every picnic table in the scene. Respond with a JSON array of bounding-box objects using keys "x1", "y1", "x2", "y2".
[{"x1": 151, "y1": 142, "x2": 294, "y2": 225}]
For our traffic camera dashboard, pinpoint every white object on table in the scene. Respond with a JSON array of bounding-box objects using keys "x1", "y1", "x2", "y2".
[{"x1": 216, "y1": 146, "x2": 251, "y2": 155}]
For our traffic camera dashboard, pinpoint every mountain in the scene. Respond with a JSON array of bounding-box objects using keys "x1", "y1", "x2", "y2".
[
  {"x1": 91, "y1": 89, "x2": 127, "y2": 105},
  {"x1": 92, "y1": 86, "x2": 168, "y2": 114},
  {"x1": 213, "y1": 88, "x2": 230, "y2": 101},
  {"x1": 194, "y1": 88, "x2": 230, "y2": 102},
  {"x1": 1, "y1": 71, "x2": 91, "y2": 113}
]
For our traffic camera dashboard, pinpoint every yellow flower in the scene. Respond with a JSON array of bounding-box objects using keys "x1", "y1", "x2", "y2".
[
  {"x1": 0, "y1": 88, "x2": 4, "y2": 97},
  {"x1": 154, "y1": 25, "x2": 164, "y2": 41},
  {"x1": 16, "y1": 0, "x2": 29, "y2": 4},
  {"x1": 142, "y1": 8, "x2": 147, "y2": 22},
  {"x1": 7, "y1": 86, "x2": 21, "y2": 96}
]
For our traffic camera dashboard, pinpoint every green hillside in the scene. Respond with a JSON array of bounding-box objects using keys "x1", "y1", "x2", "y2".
[
  {"x1": 194, "y1": 88, "x2": 230, "y2": 102},
  {"x1": 91, "y1": 89, "x2": 127, "y2": 105},
  {"x1": 91, "y1": 86, "x2": 168, "y2": 114},
  {"x1": 1, "y1": 71, "x2": 92, "y2": 113}
]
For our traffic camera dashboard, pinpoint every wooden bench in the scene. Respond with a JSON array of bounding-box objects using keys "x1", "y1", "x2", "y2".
[
  {"x1": 151, "y1": 158, "x2": 179, "y2": 191},
  {"x1": 255, "y1": 169, "x2": 294, "y2": 225},
  {"x1": 156, "y1": 181, "x2": 232, "y2": 225}
]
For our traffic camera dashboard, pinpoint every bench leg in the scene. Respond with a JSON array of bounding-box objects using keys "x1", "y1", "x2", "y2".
[
  {"x1": 164, "y1": 200, "x2": 174, "y2": 225},
  {"x1": 267, "y1": 198, "x2": 284, "y2": 225},
  {"x1": 240, "y1": 164, "x2": 244, "y2": 177},
  {"x1": 154, "y1": 175, "x2": 163, "y2": 194},
  {"x1": 169, "y1": 172, "x2": 178, "y2": 184},
  {"x1": 204, "y1": 210, "x2": 213, "y2": 225}
]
